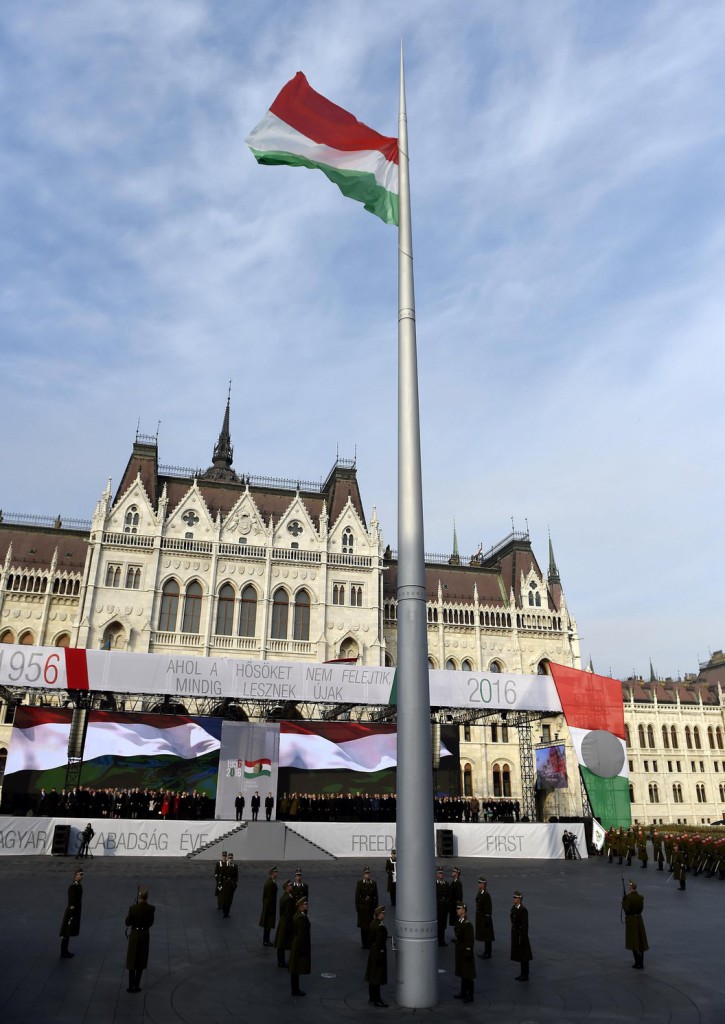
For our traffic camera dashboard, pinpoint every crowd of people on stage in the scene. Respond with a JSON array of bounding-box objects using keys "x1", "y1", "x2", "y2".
[
  {"x1": 36, "y1": 785, "x2": 214, "y2": 820},
  {"x1": 275, "y1": 793, "x2": 521, "y2": 822}
]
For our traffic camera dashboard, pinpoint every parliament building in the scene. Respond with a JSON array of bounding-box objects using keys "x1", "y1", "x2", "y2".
[{"x1": 1, "y1": 402, "x2": 723, "y2": 827}]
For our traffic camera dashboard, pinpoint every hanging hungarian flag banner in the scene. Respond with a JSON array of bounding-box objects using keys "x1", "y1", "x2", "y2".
[
  {"x1": 246, "y1": 71, "x2": 399, "y2": 224},
  {"x1": 549, "y1": 663, "x2": 631, "y2": 829}
]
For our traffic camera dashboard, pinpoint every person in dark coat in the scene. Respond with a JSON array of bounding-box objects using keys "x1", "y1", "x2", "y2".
[
  {"x1": 475, "y1": 876, "x2": 495, "y2": 959},
  {"x1": 59, "y1": 868, "x2": 84, "y2": 957},
  {"x1": 365, "y1": 906, "x2": 389, "y2": 1007},
  {"x1": 510, "y1": 890, "x2": 532, "y2": 981},
  {"x1": 214, "y1": 852, "x2": 228, "y2": 910},
  {"x1": 290, "y1": 867, "x2": 309, "y2": 905},
  {"x1": 453, "y1": 902, "x2": 476, "y2": 1003},
  {"x1": 622, "y1": 880, "x2": 649, "y2": 969},
  {"x1": 384, "y1": 849, "x2": 397, "y2": 907},
  {"x1": 435, "y1": 866, "x2": 450, "y2": 946},
  {"x1": 448, "y1": 867, "x2": 463, "y2": 928},
  {"x1": 76, "y1": 823, "x2": 94, "y2": 859},
  {"x1": 259, "y1": 865, "x2": 278, "y2": 945},
  {"x1": 265, "y1": 792, "x2": 275, "y2": 821},
  {"x1": 125, "y1": 886, "x2": 155, "y2": 993},
  {"x1": 288, "y1": 896, "x2": 311, "y2": 997},
  {"x1": 251, "y1": 791, "x2": 261, "y2": 821},
  {"x1": 234, "y1": 794, "x2": 245, "y2": 821},
  {"x1": 220, "y1": 853, "x2": 238, "y2": 918},
  {"x1": 355, "y1": 867, "x2": 378, "y2": 950},
  {"x1": 275, "y1": 879, "x2": 295, "y2": 968}
]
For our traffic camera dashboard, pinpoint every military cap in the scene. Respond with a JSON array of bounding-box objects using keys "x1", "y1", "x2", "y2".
[
  {"x1": 138, "y1": 886, "x2": 149, "y2": 899},
  {"x1": 296, "y1": 896, "x2": 308, "y2": 907},
  {"x1": 513, "y1": 890, "x2": 523, "y2": 898},
  {"x1": 452, "y1": 866, "x2": 461, "y2": 874},
  {"x1": 436, "y1": 866, "x2": 444, "y2": 873},
  {"x1": 477, "y1": 876, "x2": 487, "y2": 884},
  {"x1": 375, "y1": 905, "x2": 386, "y2": 914},
  {"x1": 456, "y1": 902, "x2": 466, "y2": 910}
]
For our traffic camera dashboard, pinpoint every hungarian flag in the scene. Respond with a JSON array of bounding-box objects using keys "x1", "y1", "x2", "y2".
[
  {"x1": 279, "y1": 721, "x2": 450, "y2": 772},
  {"x1": 246, "y1": 72, "x2": 399, "y2": 224},
  {"x1": 549, "y1": 663, "x2": 631, "y2": 829},
  {"x1": 244, "y1": 758, "x2": 272, "y2": 779},
  {"x1": 4, "y1": 707, "x2": 221, "y2": 798}
]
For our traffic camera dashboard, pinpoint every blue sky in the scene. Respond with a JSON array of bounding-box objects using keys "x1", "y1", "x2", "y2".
[{"x1": 2, "y1": 1, "x2": 724, "y2": 681}]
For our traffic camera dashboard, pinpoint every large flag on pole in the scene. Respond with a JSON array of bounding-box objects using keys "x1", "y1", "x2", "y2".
[
  {"x1": 549, "y1": 663, "x2": 631, "y2": 829},
  {"x1": 245, "y1": 72, "x2": 399, "y2": 224}
]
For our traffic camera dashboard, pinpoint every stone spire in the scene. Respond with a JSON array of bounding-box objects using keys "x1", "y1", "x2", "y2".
[
  {"x1": 547, "y1": 531, "x2": 560, "y2": 585},
  {"x1": 448, "y1": 519, "x2": 461, "y2": 566},
  {"x1": 201, "y1": 383, "x2": 240, "y2": 483}
]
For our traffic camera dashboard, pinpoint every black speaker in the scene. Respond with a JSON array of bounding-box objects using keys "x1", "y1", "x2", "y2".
[
  {"x1": 436, "y1": 829, "x2": 454, "y2": 857},
  {"x1": 52, "y1": 824, "x2": 71, "y2": 856}
]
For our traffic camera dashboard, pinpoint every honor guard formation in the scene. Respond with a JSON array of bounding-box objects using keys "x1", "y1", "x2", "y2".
[{"x1": 53, "y1": 822, "x2": 724, "y2": 1006}]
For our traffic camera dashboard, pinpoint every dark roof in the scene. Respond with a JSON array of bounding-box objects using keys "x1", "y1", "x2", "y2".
[{"x1": 0, "y1": 524, "x2": 88, "y2": 572}]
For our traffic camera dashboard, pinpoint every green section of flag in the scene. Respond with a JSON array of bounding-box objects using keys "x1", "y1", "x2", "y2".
[
  {"x1": 580, "y1": 767, "x2": 631, "y2": 829},
  {"x1": 388, "y1": 669, "x2": 397, "y2": 706}
]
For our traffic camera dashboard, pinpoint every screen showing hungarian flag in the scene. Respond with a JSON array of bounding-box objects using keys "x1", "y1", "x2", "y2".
[
  {"x1": 277, "y1": 720, "x2": 457, "y2": 795},
  {"x1": 3, "y1": 706, "x2": 221, "y2": 800}
]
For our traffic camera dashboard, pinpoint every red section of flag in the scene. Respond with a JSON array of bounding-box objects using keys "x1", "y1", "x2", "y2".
[
  {"x1": 270, "y1": 72, "x2": 398, "y2": 162},
  {"x1": 64, "y1": 647, "x2": 89, "y2": 691},
  {"x1": 549, "y1": 663, "x2": 625, "y2": 739},
  {"x1": 280, "y1": 720, "x2": 396, "y2": 744}
]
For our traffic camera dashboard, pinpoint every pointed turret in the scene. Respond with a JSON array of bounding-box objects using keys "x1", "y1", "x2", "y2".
[
  {"x1": 649, "y1": 659, "x2": 657, "y2": 683},
  {"x1": 448, "y1": 519, "x2": 461, "y2": 566},
  {"x1": 201, "y1": 384, "x2": 240, "y2": 483},
  {"x1": 547, "y1": 532, "x2": 560, "y2": 585}
]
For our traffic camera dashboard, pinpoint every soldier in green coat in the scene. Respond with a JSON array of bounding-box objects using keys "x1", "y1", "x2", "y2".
[
  {"x1": 365, "y1": 906, "x2": 389, "y2": 1007},
  {"x1": 125, "y1": 886, "x2": 155, "y2": 992},
  {"x1": 435, "y1": 867, "x2": 449, "y2": 947},
  {"x1": 59, "y1": 868, "x2": 84, "y2": 958},
  {"x1": 475, "y1": 876, "x2": 494, "y2": 958},
  {"x1": 621, "y1": 880, "x2": 648, "y2": 969},
  {"x1": 453, "y1": 902, "x2": 476, "y2": 1004},
  {"x1": 288, "y1": 897, "x2": 311, "y2": 997},
  {"x1": 259, "y1": 865, "x2": 278, "y2": 945},
  {"x1": 671, "y1": 844, "x2": 686, "y2": 890},
  {"x1": 275, "y1": 879, "x2": 295, "y2": 968},
  {"x1": 355, "y1": 867, "x2": 378, "y2": 950}
]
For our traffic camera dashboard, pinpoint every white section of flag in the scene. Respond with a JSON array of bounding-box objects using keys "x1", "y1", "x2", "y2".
[
  {"x1": 6, "y1": 722, "x2": 71, "y2": 773},
  {"x1": 567, "y1": 726, "x2": 628, "y2": 778},
  {"x1": 591, "y1": 819, "x2": 606, "y2": 851},
  {"x1": 246, "y1": 112, "x2": 399, "y2": 193},
  {"x1": 280, "y1": 731, "x2": 450, "y2": 773},
  {"x1": 7, "y1": 719, "x2": 219, "y2": 774}
]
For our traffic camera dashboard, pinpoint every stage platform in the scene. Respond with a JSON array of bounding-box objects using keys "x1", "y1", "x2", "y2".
[{"x1": 0, "y1": 816, "x2": 586, "y2": 859}]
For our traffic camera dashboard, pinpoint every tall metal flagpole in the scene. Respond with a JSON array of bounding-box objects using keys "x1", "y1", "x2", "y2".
[{"x1": 394, "y1": 46, "x2": 438, "y2": 1009}]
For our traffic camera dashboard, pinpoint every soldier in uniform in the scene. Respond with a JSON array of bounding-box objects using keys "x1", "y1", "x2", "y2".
[
  {"x1": 290, "y1": 867, "x2": 309, "y2": 904},
  {"x1": 435, "y1": 866, "x2": 449, "y2": 946},
  {"x1": 385, "y1": 848, "x2": 397, "y2": 907},
  {"x1": 365, "y1": 905, "x2": 389, "y2": 1007},
  {"x1": 59, "y1": 868, "x2": 84, "y2": 958},
  {"x1": 636, "y1": 831, "x2": 648, "y2": 869},
  {"x1": 355, "y1": 867, "x2": 378, "y2": 949},
  {"x1": 510, "y1": 890, "x2": 532, "y2": 981},
  {"x1": 672, "y1": 844, "x2": 686, "y2": 891},
  {"x1": 475, "y1": 876, "x2": 494, "y2": 959},
  {"x1": 214, "y1": 851, "x2": 227, "y2": 910},
  {"x1": 275, "y1": 879, "x2": 295, "y2": 968},
  {"x1": 453, "y1": 902, "x2": 476, "y2": 1003},
  {"x1": 259, "y1": 865, "x2": 278, "y2": 945},
  {"x1": 652, "y1": 829, "x2": 664, "y2": 870},
  {"x1": 288, "y1": 896, "x2": 311, "y2": 997},
  {"x1": 622, "y1": 879, "x2": 648, "y2": 969},
  {"x1": 220, "y1": 853, "x2": 238, "y2": 919},
  {"x1": 448, "y1": 867, "x2": 463, "y2": 930},
  {"x1": 125, "y1": 885, "x2": 155, "y2": 992}
]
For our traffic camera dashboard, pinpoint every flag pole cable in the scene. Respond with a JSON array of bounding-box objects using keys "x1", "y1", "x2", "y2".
[{"x1": 394, "y1": 42, "x2": 439, "y2": 1009}]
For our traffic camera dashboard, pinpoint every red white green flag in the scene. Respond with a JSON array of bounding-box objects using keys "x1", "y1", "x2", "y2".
[
  {"x1": 244, "y1": 757, "x2": 272, "y2": 779},
  {"x1": 246, "y1": 72, "x2": 399, "y2": 225},
  {"x1": 549, "y1": 663, "x2": 631, "y2": 829}
]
